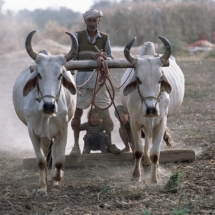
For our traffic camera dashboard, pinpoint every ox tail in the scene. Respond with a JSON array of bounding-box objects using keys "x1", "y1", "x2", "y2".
[
  {"x1": 46, "y1": 141, "x2": 53, "y2": 169},
  {"x1": 163, "y1": 127, "x2": 172, "y2": 148}
]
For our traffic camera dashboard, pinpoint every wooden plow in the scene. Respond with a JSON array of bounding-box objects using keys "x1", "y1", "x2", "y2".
[
  {"x1": 23, "y1": 60, "x2": 195, "y2": 168},
  {"x1": 23, "y1": 149, "x2": 195, "y2": 168}
]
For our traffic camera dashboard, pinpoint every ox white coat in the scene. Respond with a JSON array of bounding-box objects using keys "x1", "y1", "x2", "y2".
[
  {"x1": 13, "y1": 30, "x2": 78, "y2": 196},
  {"x1": 120, "y1": 36, "x2": 184, "y2": 183}
]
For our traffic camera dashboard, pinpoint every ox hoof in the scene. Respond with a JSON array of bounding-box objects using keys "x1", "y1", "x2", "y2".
[
  {"x1": 53, "y1": 181, "x2": 59, "y2": 186},
  {"x1": 143, "y1": 164, "x2": 151, "y2": 174},
  {"x1": 131, "y1": 176, "x2": 141, "y2": 182},
  {"x1": 51, "y1": 169, "x2": 64, "y2": 181},
  {"x1": 36, "y1": 189, "x2": 48, "y2": 197},
  {"x1": 151, "y1": 177, "x2": 158, "y2": 184}
]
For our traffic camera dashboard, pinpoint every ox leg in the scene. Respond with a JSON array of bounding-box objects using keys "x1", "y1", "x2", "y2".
[
  {"x1": 37, "y1": 157, "x2": 48, "y2": 196},
  {"x1": 132, "y1": 151, "x2": 143, "y2": 181},
  {"x1": 163, "y1": 127, "x2": 172, "y2": 148},
  {"x1": 29, "y1": 131, "x2": 48, "y2": 196},
  {"x1": 51, "y1": 129, "x2": 67, "y2": 185},
  {"x1": 142, "y1": 131, "x2": 152, "y2": 174},
  {"x1": 70, "y1": 108, "x2": 83, "y2": 154},
  {"x1": 40, "y1": 138, "x2": 53, "y2": 183},
  {"x1": 150, "y1": 120, "x2": 166, "y2": 184},
  {"x1": 131, "y1": 122, "x2": 143, "y2": 181}
]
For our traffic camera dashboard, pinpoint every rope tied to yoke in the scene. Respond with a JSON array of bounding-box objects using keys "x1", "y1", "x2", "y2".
[
  {"x1": 91, "y1": 51, "x2": 115, "y2": 110},
  {"x1": 94, "y1": 53, "x2": 134, "y2": 153},
  {"x1": 93, "y1": 52, "x2": 109, "y2": 86},
  {"x1": 81, "y1": 51, "x2": 134, "y2": 158},
  {"x1": 81, "y1": 51, "x2": 111, "y2": 158}
]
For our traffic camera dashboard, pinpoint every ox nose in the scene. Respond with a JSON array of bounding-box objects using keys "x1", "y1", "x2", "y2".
[
  {"x1": 43, "y1": 102, "x2": 56, "y2": 114},
  {"x1": 146, "y1": 107, "x2": 157, "y2": 116}
]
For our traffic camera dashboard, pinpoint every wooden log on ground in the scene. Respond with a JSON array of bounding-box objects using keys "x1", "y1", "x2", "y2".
[{"x1": 23, "y1": 149, "x2": 195, "y2": 168}]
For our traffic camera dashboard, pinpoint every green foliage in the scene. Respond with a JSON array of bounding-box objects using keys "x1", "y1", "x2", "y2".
[
  {"x1": 101, "y1": 185, "x2": 116, "y2": 196},
  {"x1": 16, "y1": 7, "x2": 81, "y2": 29},
  {"x1": 172, "y1": 209, "x2": 190, "y2": 215},
  {"x1": 141, "y1": 209, "x2": 151, "y2": 215},
  {"x1": 91, "y1": 0, "x2": 114, "y2": 9},
  {"x1": 172, "y1": 199, "x2": 192, "y2": 215},
  {"x1": 172, "y1": 185, "x2": 192, "y2": 214},
  {"x1": 0, "y1": 0, "x2": 215, "y2": 55},
  {"x1": 164, "y1": 172, "x2": 180, "y2": 193},
  {"x1": 157, "y1": 35, "x2": 187, "y2": 56}
]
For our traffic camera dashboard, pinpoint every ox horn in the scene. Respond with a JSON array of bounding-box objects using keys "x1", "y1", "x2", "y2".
[
  {"x1": 64, "y1": 32, "x2": 78, "y2": 62},
  {"x1": 124, "y1": 37, "x2": 137, "y2": 65},
  {"x1": 158, "y1": 36, "x2": 172, "y2": 64},
  {"x1": 25, "y1": 30, "x2": 38, "y2": 60}
]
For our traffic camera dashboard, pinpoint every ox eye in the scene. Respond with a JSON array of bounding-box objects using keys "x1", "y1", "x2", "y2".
[
  {"x1": 158, "y1": 76, "x2": 163, "y2": 83},
  {"x1": 38, "y1": 73, "x2": 42, "y2": 79},
  {"x1": 137, "y1": 77, "x2": 142, "y2": 84},
  {"x1": 58, "y1": 74, "x2": 62, "y2": 80}
]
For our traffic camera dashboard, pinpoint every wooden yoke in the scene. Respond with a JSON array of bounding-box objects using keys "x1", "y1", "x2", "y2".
[{"x1": 65, "y1": 60, "x2": 135, "y2": 71}]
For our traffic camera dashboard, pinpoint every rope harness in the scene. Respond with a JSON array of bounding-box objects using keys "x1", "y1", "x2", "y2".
[
  {"x1": 137, "y1": 70, "x2": 164, "y2": 108},
  {"x1": 36, "y1": 84, "x2": 62, "y2": 104},
  {"x1": 137, "y1": 84, "x2": 162, "y2": 108}
]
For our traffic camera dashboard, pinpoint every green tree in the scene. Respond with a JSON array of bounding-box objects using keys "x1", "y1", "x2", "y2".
[{"x1": 91, "y1": 0, "x2": 115, "y2": 9}]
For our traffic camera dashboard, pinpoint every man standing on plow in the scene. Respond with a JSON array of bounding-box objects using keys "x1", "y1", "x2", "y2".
[{"x1": 70, "y1": 9, "x2": 120, "y2": 155}]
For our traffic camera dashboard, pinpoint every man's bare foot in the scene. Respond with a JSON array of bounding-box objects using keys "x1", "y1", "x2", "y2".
[
  {"x1": 121, "y1": 147, "x2": 130, "y2": 153},
  {"x1": 70, "y1": 145, "x2": 81, "y2": 155}
]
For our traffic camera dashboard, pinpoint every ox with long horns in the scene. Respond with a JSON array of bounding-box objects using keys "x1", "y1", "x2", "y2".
[
  {"x1": 64, "y1": 36, "x2": 184, "y2": 183},
  {"x1": 120, "y1": 36, "x2": 185, "y2": 183},
  {"x1": 13, "y1": 30, "x2": 78, "y2": 196}
]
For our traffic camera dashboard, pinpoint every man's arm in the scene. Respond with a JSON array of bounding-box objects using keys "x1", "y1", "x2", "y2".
[{"x1": 80, "y1": 122, "x2": 88, "y2": 131}]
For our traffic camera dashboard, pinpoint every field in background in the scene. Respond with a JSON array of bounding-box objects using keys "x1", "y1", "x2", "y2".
[{"x1": 1, "y1": 1, "x2": 215, "y2": 56}]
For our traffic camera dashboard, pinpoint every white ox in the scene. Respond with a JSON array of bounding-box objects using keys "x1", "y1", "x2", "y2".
[
  {"x1": 120, "y1": 36, "x2": 184, "y2": 183},
  {"x1": 13, "y1": 30, "x2": 78, "y2": 196}
]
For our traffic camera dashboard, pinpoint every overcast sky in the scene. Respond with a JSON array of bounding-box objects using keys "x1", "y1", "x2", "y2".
[{"x1": 2, "y1": 0, "x2": 94, "y2": 13}]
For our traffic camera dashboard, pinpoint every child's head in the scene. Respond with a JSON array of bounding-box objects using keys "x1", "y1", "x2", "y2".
[
  {"x1": 88, "y1": 108, "x2": 103, "y2": 126},
  {"x1": 114, "y1": 105, "x2": 129, "y2": 125}
]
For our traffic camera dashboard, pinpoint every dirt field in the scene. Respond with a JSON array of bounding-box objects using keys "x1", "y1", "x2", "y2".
[{"x1": 0, "y1": 42, "x2": 215, "y2": 215}]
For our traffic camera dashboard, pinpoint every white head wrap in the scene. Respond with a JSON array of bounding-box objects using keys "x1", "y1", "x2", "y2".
[{"x1": 82, "y1": 9, "x2": 103, "y2": 20}]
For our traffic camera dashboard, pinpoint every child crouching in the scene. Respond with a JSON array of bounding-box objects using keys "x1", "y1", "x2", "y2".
[{"x1": 81, "y1": 108, "x2": 109, "y2": 154}]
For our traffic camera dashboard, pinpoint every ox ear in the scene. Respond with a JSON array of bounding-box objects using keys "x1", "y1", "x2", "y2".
[
  {"x1": 29, "y1": 64, "x2": 36, "y2": 73},
  {"x1": 161, "y1": 75, "x2": 172, "y2": 94},
  {"x1": 123, "y1": 80, "x2": 138, "y2": 96},
  {"x1": 23, "y1": 72, "x2": 38, "y2": 97},
  {"x1": 62, "y1": 69, "x2": 77, "y2": 95}
]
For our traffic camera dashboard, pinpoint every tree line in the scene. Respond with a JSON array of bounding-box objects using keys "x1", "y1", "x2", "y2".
[{"x1": 0, "y1": 0, "x2": 215, "y2": 55}]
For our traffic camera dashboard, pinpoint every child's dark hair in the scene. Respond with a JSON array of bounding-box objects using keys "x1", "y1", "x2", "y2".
[{"x1": 87, "y1": 108, "x2": 103, "y2": 120}]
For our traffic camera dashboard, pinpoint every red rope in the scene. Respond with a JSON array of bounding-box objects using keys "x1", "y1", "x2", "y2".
[
  {"x1": 92, "y1": 53, "x2": 115, "y2": 110},
  {"x1": 92, "y1": 53, "x2": 134, "y2": 155},
  {"x1": 93, "y1": 53, "x2": 108, "y2": 86},
  {"x1": 81, "y1": 52, "x2": 134, "y2": 158}
]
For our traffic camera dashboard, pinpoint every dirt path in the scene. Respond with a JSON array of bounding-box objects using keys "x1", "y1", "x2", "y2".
[{"x1": 0, "y1": 46, "x2": 215, "y2": 214}]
